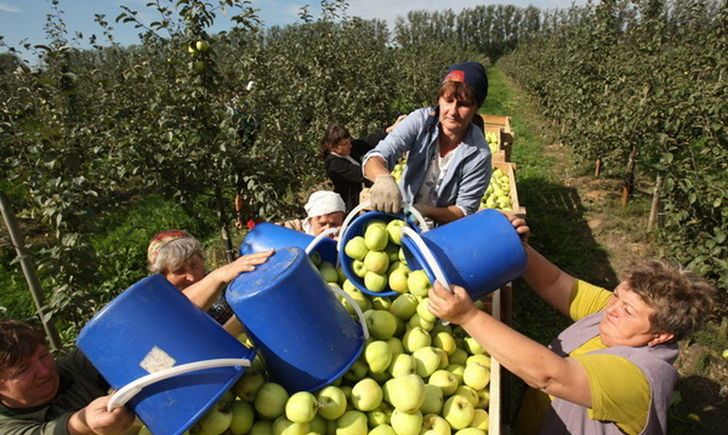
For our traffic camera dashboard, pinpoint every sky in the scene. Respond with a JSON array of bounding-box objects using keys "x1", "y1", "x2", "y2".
[{"x1": 0, "y1": 0, "x2": 583, "y2": 56}]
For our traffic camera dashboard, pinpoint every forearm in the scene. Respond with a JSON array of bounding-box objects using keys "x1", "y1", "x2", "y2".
[
  {"x1": 68, "y1": 410, "x2": 94, "y2": 435},
  {"x1": 363, "y1": 156, "x2": 391, "y2": 181},
  {"x1": 182, "y1": 273, "x2": 225, "y2": 311},
  {"x1": 426, "y1": 205, "x2": 464, "y2": 224},
  {"x1": 522, "y1": 245, "x2": 575, "y2": 316}
]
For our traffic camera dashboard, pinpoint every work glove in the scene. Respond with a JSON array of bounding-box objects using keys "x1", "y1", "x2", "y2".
[{"x1": 369, "y1": 174, "x2": 402, "y2": 213}]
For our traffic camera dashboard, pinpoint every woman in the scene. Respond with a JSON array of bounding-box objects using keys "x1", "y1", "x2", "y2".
[
  {"x1": 283, "y1": 190, "x2": 347, "y2": 237},
  {"x1": 363, "y1": 61, "x2": 491, "y2": 225},
  {"x1": 147, "y1": 229, "x2": 272, "y2": 333},
  {"x1": 428, "y1": 215, "x2": 716, "y2": 434}
]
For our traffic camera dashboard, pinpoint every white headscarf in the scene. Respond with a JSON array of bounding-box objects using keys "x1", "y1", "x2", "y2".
[{"x1": 304, "y1": 191, "x2": 346, "y2": 218}]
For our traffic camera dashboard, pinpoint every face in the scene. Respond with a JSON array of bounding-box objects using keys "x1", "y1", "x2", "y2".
[
  {"x1": 165, "y1": 254, "x2": 206, "y2": 290},
  {"x1": 599, "y1": 281, "x2": 663, "y2": 347},
  {"x1": 438, "y1": 92, "x2": 477, "y2": 136},
  {"x1": 310, "y1": 212, "x2": 345, "y2": 237},
  {"x1": 331, "y1": 138, "x2": 352, "y2": 156},
  {"x1": 0, "y1": 345, "x2": 59, "y2": 409}
]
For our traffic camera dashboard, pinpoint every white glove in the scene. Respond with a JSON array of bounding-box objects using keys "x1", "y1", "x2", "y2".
[{"x1": 369, "y1": 175, "x2": 402, "y2": 213}]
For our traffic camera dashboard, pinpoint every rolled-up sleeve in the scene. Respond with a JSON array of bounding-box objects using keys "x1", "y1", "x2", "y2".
[
  {"x1": 455, "y1": 153, "x2": 491, "y2": 215},
  {"x1": 362, "y1": 111, "x2": 423, "y2": 171}
]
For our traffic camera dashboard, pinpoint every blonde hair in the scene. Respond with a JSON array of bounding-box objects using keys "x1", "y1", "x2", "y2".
[{"x1": 148, "y1": 237, "x2": 203, "y2": 274}]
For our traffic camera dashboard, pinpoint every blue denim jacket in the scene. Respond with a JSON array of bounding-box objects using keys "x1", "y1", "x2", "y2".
[{"x1": 363, "y1": 107, "x2": 492, "y2": 216}]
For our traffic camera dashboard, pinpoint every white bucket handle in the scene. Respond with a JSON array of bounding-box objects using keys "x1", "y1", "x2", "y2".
[
  {"x1": 400, "y1": 227, "x2": 452, "y2": 293},
  {"x1": 304, "y1": 226, "x2": 340, "y2": 256},
  {"x1": 107, "y1": 358, "x2": 251, "y2": 411},
  {"x1": 328, "y1": 284, "x2": 370, "y2": 340}
]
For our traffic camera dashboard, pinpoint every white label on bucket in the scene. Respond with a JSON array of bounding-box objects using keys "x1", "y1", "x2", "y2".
[{"x1": 139, "y1": 346, "x2": 176, "y2": 373}]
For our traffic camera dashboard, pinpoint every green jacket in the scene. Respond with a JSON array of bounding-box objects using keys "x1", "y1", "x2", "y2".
[{"x1": 0, "y1": 350, "x2": 108, "y2": 435}]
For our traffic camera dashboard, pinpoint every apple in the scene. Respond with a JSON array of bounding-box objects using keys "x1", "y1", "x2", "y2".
[
  {"x1": 453, "y1": 386, "x2": 479, "y2": 407},
  {"x1": 465, "y1": 355, "x2": 491, "y2": 369},
  {"x1": 138, "y1": 426, "x2": 152, "y2": 435},
  {"x1": 309, "y1": 415, "x2": 327, "y2": 434},
  {"x1": 336, "y1": 410, "x2": 368, "y2": 435},
  {"x1": 388, "y1": 268, "x2": 410, "y2": 294},
  {"x1": 388, "y1": 353, "x2": 417, "y2": 377},
  {"x1": 417, "y1": 298, "x2": 437, "y2": 323},
  {"x1": 412, "y1": 347, "x2": 442, "y2": 378},
  {"x1": 372, "y1": 296, "x2": 392, "y2": 311},
  {"x1": 317, "y1": 385, "x2": 348, "y2": 420},
  {"x1": 365, "y1": 220, "x2": 388, "y2": 232},
  {"x1": 408, "y1": 313, "x2": 435, "y2": 332},
  {"x1": 365, "y1": 340, "x2": 393, "y2": 373},
  {"x1": 442, "y1": 396, "x2": 474, "y2": 430},
  {"x1": 338, "y1": 267, "x2": 347, "y2": 284},
  {"x1": 286, "y1": 391, "x2": 318, "y2": 423},
  {"x1": 389, "y1": 293, "x2": 418, "y2": 320},
  {"x1": 196, "y1": 40, "x2": 210, "y2": 52},
  {"x1": 433, "y1": 332, "x2": 457, "y2": 356},
  {"x1": 447, "y1": 364, "x2": 465, "y2": 385},
  {"x1": 387, "y1": 260, "x2": 402, "y2": 275},
  {"x1": 364, "y1": 251, "x2": 390, "y2": 274},
  {"x1": 454, "y1": 429, "x2": 485, "y2": 435},
  {"x1": 199, "y1": 403, "x2": 233, "y2": 435},
  {"x1": 407, "y1": 270, "x2": 431, "y2": 297},
  {"x1": 309, "y1": 251, "x2": 322, "y2": 266},
  {"x1": 420, "y1": 384, "x2": 444, "y2": 415},
  {"x1": 345, "y1": 236, "x2": 369, "y2": 260},
  {"x1": 272, "y1": 416, "x2": 309, "y2": 435},
  {"x1": 351, "y1": 378, "x2": 383, "y2": 411},
  {"x1": 219, "y1": 390, "x2": 236, "y2": 407},
  {"x1": 449, "y1": 349, "x2": 468, "y2": 366},
  {"x1": 193, "y1": 60, "x2": 205, "y2": 73},
  {"x1": 228, "y1": 400, "x2": 255, "y2": 435},
  {"x1": 187, "y1": 44, "x2": 198, "y2": 55},
  {"x1": 402, "y1": 327, "x2": 431, "y2": 353},
  {"x1": 369, "y1": 425, "x2": 396, "y2": 435},
  {"x1": 255, "y1": 382, "x2": 290, "y2": 419},
  {"x1": 393, "y1": 317, "x2": 406, "y2": 337},
  {"x1": 463, "y1": 338, "x2": 484, "y2": 355},
  {"x1": 365, "y1": 271, "x2": 388, "y2": 293},
  {"x1": 386, "y1": 337, "x2": 404, "y2": 358},
  {"x1": 319, "y1": 262, "x2": 340, "y2": 283},
  {"x1": 343, "y1": 359, "x2": 369, "y2": 383},
  {"x1": 429, "y1": 370, "x2": 459, "y2": 396},
  {"x1": 476, "y1": 389, "x2": 490, "y2": 408},
  {"x1": 390, "y1": 409, "x2": 422, "y2": 435},
  {"x1": 370, "y1": 369, "x2": 392, "y2": 384},
  {"x1": 398, "y1": 248, "x2": 407, "y2": 264},
  {"x1": 469, "y1": 409, "x2": 489, "y2": 430},
  {"x1": 431, "y1": 322, "x2": 452, "y2": 335},
  {"x1": 349, "y1": 259, "x2": 366, "y2": 278},
  {"x1": 385, "y1": 219, "x2": 406, "y2": 245},
  {"x1": 366, "y1": 310, "x2": 397, "y2": 340},
  {"x1": 463, "y1": 363, "x2": 489, "y2": 391},
  {"x1": 367, "y1": 407, "x2": 390, "y2": 427},
  {"x1": 421, "y1": 415, "x2": 451, "y2": 435},
  {"x1": 364, "y1": 225, "x2": 389, "y2": 251},
  {"x1": 249, "y1": 420, "x2": 274, "y2": 435},
  {"x1": 342, "y1": 286, "x2": 371, "y2": 313},
  {"x1": 384, "y1": 374, "x2": 425, "y2": 412}
]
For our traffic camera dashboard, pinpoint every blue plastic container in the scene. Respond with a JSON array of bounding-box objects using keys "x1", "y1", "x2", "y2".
[
  {"x1": 240, "y1": 222, "x2": 338, "y2": 265},
  {"x1": 227, "y1": 247, "x2": 365, "y2": 392},
  {"x1": 76, "y1": 275, "x2": 255, "y2": 435},
  {"x1": 401, "y1": 209, "x2": 526, "y2": 299}
]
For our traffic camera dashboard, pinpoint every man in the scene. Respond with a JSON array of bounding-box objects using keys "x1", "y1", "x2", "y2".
[
  {"x1": 428, "y1": 215, "x2": 717, "y2": 434},
  {"x1": 0, "y1": 320, "x2": 135, "y2": 434},
  {"x1": 283, "y1": 190, "x2": 346, "y2": 237}
]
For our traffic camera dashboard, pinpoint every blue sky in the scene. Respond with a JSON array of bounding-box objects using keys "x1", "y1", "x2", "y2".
[{"x1": 1, "y1": 0, "x2": 582, "y2": 54}]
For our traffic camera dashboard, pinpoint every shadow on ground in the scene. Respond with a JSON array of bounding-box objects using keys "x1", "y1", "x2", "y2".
[{"x1": 669, "y1": 375, "x2": 728, "y2": 434}]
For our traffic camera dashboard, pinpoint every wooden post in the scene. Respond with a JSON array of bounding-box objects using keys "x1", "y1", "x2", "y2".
[
  {"x1": 214, "y1": 184, "x2": 235, "y2": 263},
  {"x1": 621, "y1": 146, "x2": 638, "y2": 207},
  {"x1": 594, "y1": 158, "x2": 602, "y2": 177},
  {"x1": 648, "y1": 175, "x2": 662, "y2": 231},
  {"x1": 0, "y1": 191, "x2": 62, "y2": 351}
]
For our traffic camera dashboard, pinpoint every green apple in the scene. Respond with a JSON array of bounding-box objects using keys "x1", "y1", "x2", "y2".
[
  {"x1": 385, "y1": 243, "x2": 400, "y2": 263},
  {"x1": 319, "y1": 262, "x2": 339, "y2": 283},
  {"x1": 385, "y1": 219, "x2": 406, "y2": 245},
  {"x1": 345, "y1": 237, "x2": 369, "y2": 261},
  {"x1": 196, "y1": 40, "x2": 210, "y2": 52},
  {"x1": 219, "y1": 389, "x2": 236, "y2": 407},
  {"x1": 416, "y1": 298, "x2": 437, "y2": 323},
  {"x1": 343, "y1": 279, "x2": 357, "y2": 294},
  {"x1": 199, "y1": 403, "x2": 233, "y2": 435},
  {"x1": 273, "y1": 416, "x2": 309, "y2": 435},
  {"x1": 384, "y1": 374, "x2": 425, "y2": 412},
  {"x1": 352, "y1": 260, "x2": 367, "y2": 278},
  {"x1": 351, "y1": 378, "x2": 383, "y2": 411},
  {"x1": 372, "y1": 296, "x2": 391, "y2": 311},
  {"x1": 449, "y1": 349, "x2": 468, "y2": 366},
  {"x1": 465, "y1": 355, "x2": 491, "y2": 369},
  {"x1": 469, "y1": 409, "x2": 489, "y2": 430},
  {"x1": 364, "y1": 271, "x2": 388, "y2": 293},
  {"x1": 388, "y1": 353, "x2": 417, "y2": 377},
  {"x1": 366, "y1": 310, "x2": 397, "y2": 340},
  {"x1": 430, "y1": 322, "x2": 452, "y2": 335},
  {"x1": 433, "y1": 331, "x2": 457, "y2": 355},
  {"x1": 365, "y1": 340, "x2": 393, "y2": 373},
  {"x1": 408, "y1": 313, "x2": 435, "y2": 332},
  {"x1": 336, "y1": 410, "x2": 368, "y2": 435},
  {"x1": 476, "y1": 389, "x2": 490, "y2": 408},
  {"x1": 402, "y1": 326, "x2": 431, "y2": 353},
  {"x1": 364, "y1": 225, "x2": 389, "y2": 251},
  {"x1": 192, "y1": 60, "x2": 205, "y2": 73},
  {"x1": 138, "y1": 425, "x2": 152, "y2": 435},
  {"x1": 434, "y1": 348, "x2": 450, "y2": 369},
  {"x1": 393, "y1": 316, "x2": 406, "y2": 337},
  {"x1": 421, "y1": 414, "x2": 451, "y2": 435},
  {"x1": 387, "y1": 260, "x2": 402, "y2": 275},
  {"x1": 454, "y1": 429, "x2": 485, "y2": 435},
  {"x1": 309, "y1": 415, "x2": 327, "y2": 434},
  {"x1": 255, "y1": 383, "x2": 290, "y2": 419},
  {"x1": 229, "y1": 400, "x2": 255, "y2": 435},
  {"x1": 429, "y1": 370, "x2": 459, "y2": 396},
  {"x1": 463, "y1": 337, "x2": 484, "y2": 355},
  {"x1": 447, "y1": 364, "x2": 465, "y2": 385},
  {"x1": 370, "y1": 369, "x2": 391, "y2": 384},
  {"x1": 249, "y1": 420, "x2": 274, "y2": 435},
  {"x1": 364, "y1": 251, "x2": 390, "y2": 275},
  {"x1": 309, "y1": 251, "x2": 322, "y2": 266},
  {"x1": 442, "y1": 395, "x2": 474, "y2": 430},
  {"x1": 420, "y1": 384, "x2": 444, "y2": 415},
  {"x1": 365, "y1": 220, "x2": 388, "y2": 232},
  {"x1": 388, "y1": 268, "x2": 410, "y2": 294},
  {"x1": 390, "y1": 409, "x2": 422, "y2": 435},
  {"x1": 412, "y1": 347, "x2": 441, "y2": 378},
  {"x1": 386, "y1": 337, "x2": 404, "y2": 358},
  {"x1": 338, "y1": 267, "x2": 347, "y2": 284},
  {"x1": 286, "y1": 391, "x2": 318, "y2": 423},
  {"x1": 407, "y1": 270, "x2": 432, "y2": 297},
  {"x1": 463, "y1": 363, "x2": 489, "y2": 391},
  {"x1": 367, "y1": 407, "x2": 390, "y2": 427},
  {"x1": 317, "y1": 385, "x2": 348, "y2": 420},
  {"x1": 453, "y1": 386, "x2": 479, "y2": 407},
  {"x1": 389, "y1": 293, "x2": 418, "y2": 320},
  {"x1": 369, "y1": 425, "x2": 396, "y2": 435},
  {"x1": 343, "y1": 359, "x2": 369, "y2": 383},
  {"x1": 342, "y1": 286, "x2": 371, "y2": 312}
]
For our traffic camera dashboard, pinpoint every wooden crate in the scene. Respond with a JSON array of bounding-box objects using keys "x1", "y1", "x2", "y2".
[
  {"x1": 481, "y1": 161, "x2": 526, "y2": 217},
  {"x1": 487, "y1": 287, "x2": 507, "y2": 435},
  {"x1": 481, "y1": 118, "x2": 513, "y2": 162},
  {"x1": 482, "y1": 114, "x2": 513, "y2": 135}
]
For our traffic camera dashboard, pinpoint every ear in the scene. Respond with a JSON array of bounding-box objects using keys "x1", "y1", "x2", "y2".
[{"x1": 648, "y1": 332, "x2": 674, "y2": 347}]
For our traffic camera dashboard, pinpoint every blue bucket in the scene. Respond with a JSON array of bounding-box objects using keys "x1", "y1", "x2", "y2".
[
  {"x1": 227, "y1": 247, "x2": 367, "y2": 392},
  {"x1": 76, "y1": 275, "x2": 255, "y2": 435},
  {"x1": 400, "y1": 209, "x2": 526, "y2": 299},
  {"x1": 240, "y1": 222, "x2": 338, "y2": 265}
]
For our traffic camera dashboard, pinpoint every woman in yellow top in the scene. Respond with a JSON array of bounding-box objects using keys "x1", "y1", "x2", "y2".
[{"x1": 428, "y1": 215, "x2": 716, "y2": 435}]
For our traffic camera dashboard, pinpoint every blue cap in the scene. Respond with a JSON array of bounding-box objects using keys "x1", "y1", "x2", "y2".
[{"x1": 442, "y1": 62, "x2": 488, "y2": 107}]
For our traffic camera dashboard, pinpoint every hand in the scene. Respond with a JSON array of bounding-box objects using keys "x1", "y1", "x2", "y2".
[
  {"x1": 283, "y1": 219, "x2": 304, "y2": 232},
  {"x1": 211, "y1": 250, "x2": 274, "y2": 284},
  {"x1": 369, "y1": 175, "x2": 402, "y2": 213},
  {"x1": 412, "y1": 203, "x2": 434, "y2": 218},
  {"x1": 500, "y1": 211, "x2": 529, "y2": 243},
  {"x1": 73, "y1": 395, "x2": 135, "y2": 435},
  {"x1": 427, "y1": 281, "x2": 480, "y2": 326}
]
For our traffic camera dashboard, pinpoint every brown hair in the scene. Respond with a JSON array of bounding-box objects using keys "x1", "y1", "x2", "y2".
[
  {"x1": 0, "y1": 320, "x2": 47, "y2": 372},
  {"x1": 319, "y1": 124, "x2": 351, "y2": 160},
  {"x1": 437, "y1": 80, "x2": 479, "y2": 108},
  {"x1": 625, "y1": 260, "x2": 717, "y2": 341}
]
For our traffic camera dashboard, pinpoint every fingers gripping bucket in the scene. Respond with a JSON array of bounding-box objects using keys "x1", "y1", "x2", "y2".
[
  {"x1": 227, "y1": 247, "x2": 368, "y2": 392},
  {"x1": 401, "y1": 209, "x2": 527, "y2": 299},
  {"x1": 76, "y1": 275, "x2": 255, "y2": 435},
  {"x1": 240, "y1": 222, "x2": 338, "y2": 265}
]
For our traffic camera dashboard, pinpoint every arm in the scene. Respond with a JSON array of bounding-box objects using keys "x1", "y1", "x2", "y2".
[
  {"x1": 427, "y1": 282, "x2": 592, "y2": 408},
  {"x1": 414, "y1": 204, "x2": 464, "y2": 224},
  {"x1": 454, "y1": 150, "x2": 491, "y2": 217},
  {"x1": 67, "y1": 396, "x2": 135, "y2": 435},
  {"x1": 362, "y1": 110, "x2": 423, "y2": 181},
  {"x1": 183, "y1": 250, "x2": 273, "y2": 311},
  {"x1": 522, "y1": 244, "x2": 576, "y2": 317}
]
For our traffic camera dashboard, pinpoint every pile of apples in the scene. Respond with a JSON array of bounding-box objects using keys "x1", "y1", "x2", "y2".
[
  {"x1": 485, "y1": 131, "x2": 500, "y2": 155},
  {"x1": 479, "y1": 168, "x2": 512, "y2": 212},
  {"x1": 391, "y1": 161, "x2": 406, "y2": 184}
]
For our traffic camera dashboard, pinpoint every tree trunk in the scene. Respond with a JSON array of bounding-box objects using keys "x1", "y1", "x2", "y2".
[
  {"x1": 621, "y1": 146, "x2": 638, "y2": 207},
  {"x1": 648, "y1": 175, "x2": 662, "y2": 231},
  {"x1": 214, "y1": 184, "x2": 235, "y2": 263}
]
